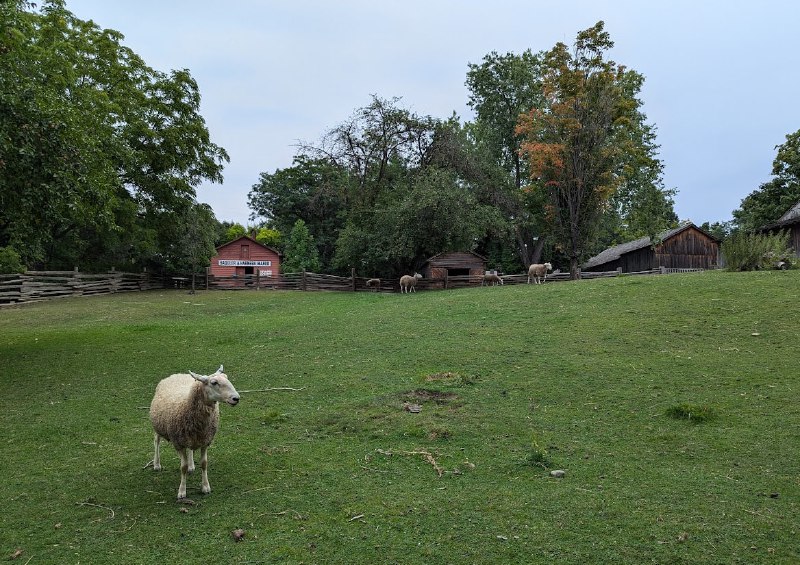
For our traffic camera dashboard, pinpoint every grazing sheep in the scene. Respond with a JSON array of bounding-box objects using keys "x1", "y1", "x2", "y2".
[
  {"x1": 149, "y1": 365, "x2": 240, "y2": 500},
  {"x1": 482, "y1": 272, "x2": 504, "y2": 286},
  {"x1": 366, "y1": 278, "x2": 381, "y2": 291},
  {"x1": 399, "y1": 273, "x2": 422, "y2": 293},
  {"x1": 527, "y1": 262, "x2": 553, "y2": 284}
]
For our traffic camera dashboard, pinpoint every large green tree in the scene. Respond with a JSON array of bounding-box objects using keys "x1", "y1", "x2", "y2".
[
  {"x1": 0, "y1": 1, "x2": 228, "y2": 270},
  {"x1": 733, "y1": 129, "x2": 800, "y2": 232},
  {"x1": 251, "y1": 96, "x2": 504, "y2": 277},
  {"x1": 248, "y1": 156, "x2": 347, "y2": 270},
  {"x1": 465, "y1": 50, "x2": 548, "y2": 267}
]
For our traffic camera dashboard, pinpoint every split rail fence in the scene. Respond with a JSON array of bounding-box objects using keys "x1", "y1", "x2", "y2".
[{"x1": 0, "y1": 266, "x2": 704, "y2": 307}]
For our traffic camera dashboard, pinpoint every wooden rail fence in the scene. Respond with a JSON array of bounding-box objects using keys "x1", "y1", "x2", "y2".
[
  {"x1": 0, "y1": 269, "x2": 167, "y2": 306},
  {"x1": 0, "y1": 266, "x2": 705, "y2": 306}
]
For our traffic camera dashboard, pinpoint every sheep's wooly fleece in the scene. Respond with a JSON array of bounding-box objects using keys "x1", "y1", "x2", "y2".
[{"x1": 149, "y1": 367, "x2": 240, "y2": 499}]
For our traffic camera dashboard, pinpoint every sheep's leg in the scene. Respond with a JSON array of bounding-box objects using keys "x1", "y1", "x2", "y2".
[
  {"x1": 187, "y1": 449, "x2": 195, "y2": 473},
  {"x1": 153, "y1": 433, "x2": 162, "y2": 471},
  {"x1": 177, "y1": 447, "x2": 190, "y2": 499},
  {"x1": 199, "y1": 446, "x2": 211, "y2": 494}
]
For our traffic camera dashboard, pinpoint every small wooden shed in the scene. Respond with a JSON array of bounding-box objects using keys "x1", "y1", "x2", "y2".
[
  {"x1": 760, "y1": 200, "x2": 800, "y2": 257},
  {"x1": 583, "y1": 223, "x2": 720, "y2": 273},
  {"x1": 209, "y1": 235, "x2": 282, "y2": 278},
  {"x1": 421, "y1": 251, "x2": 488, "y2": 279}
]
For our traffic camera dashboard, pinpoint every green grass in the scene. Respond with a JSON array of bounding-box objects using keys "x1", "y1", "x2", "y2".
[{"x1": 1, "y1": 270, "x2": 798, "y2": 563}]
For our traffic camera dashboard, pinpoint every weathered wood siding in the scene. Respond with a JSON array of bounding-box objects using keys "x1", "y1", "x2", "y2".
[
  {"x1": 422, "y1": 251, "x2": 487, "y2": 281},
  {"x1": 653, "y1": 226, "x2": 720, "y2": 269},
  {"x1": 620, "y1": 248, "x2": 655, "y2": 272},
  {"x1": 789, "y1": 225, "x2": 800, "y2": 257}
]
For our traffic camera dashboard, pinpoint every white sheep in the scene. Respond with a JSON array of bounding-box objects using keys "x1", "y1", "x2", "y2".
[
  {"x1": 527, "y1": 262, "x2": 553, "y2": 284},
  {"x1": 149, "y1": 365, "x2": 240, "y2": 500},
  {"x1": 482, "y1": 272, "x2": 504, "y2": 286},
  {"x1": 399, "y1": 273, "x2": 422, "y2": 293}
]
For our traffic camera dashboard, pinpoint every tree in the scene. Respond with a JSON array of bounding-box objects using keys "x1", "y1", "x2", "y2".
[
  {"x1": 175, "y1": 203, "x2": 218, "y2": 292},
  {"x1": 0, "y1": 1, "x2": 228, "y2": 269},
  {"x1": 517, "y1": 22, "x2": 649, "y2": 278},
  {"x1": 282, "y1": 219, "x2": 321, "y2": 273},
  {"x1": 224, "y1": 224, "x2": 247, "y2": 243},
  {"x1": 254, "y1": 227, "x2": 281, "y2": 248},
  {"x1": 302, "y1": 95, "x2": 438, "y2": 211},
  {"x1": 332, "y1": 167, "x2": 503, "y2": 276},
  {"x1": 248, "y1": 156, "x2": 347, "y2": 270},
  {"x1": 733, "y1": 129, "x2": 800, "y2": 232},
  {"x1": 466, "y1": 50, "x2": 548, "y2": 267}
]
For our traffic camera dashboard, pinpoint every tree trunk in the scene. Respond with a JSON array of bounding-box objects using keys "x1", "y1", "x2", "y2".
[{"x1": 569, "y1": 255, "x2": 581, "y2": 280}]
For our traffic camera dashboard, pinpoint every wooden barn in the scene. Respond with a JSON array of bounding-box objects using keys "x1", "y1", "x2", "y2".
[
  {"x1": 760, "y1": 200, "x2": 800, "y2": 257},
  {"x1": 421, "y1": 251, "x2": 488, "y2": 280},
  {"x1": 583, "y1": 223, "x2": 720, "y2": 273},
  {"x1": 209, "y1": 235, "x2": 282, "y2": 278}
]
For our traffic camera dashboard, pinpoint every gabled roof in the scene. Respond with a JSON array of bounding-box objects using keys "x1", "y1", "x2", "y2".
[
  {"x1": 215, "y1": 235, "x2": 282, "y2": 257},
  {"x1": 424, "y1": 250, "x2": 488, "y2": 264},
  {"x1": 582, "y1": 223, "x2": 715, "y2": 270},
  {"x1": 763, "y1": 200, "x2": 800, "y2": 229}
]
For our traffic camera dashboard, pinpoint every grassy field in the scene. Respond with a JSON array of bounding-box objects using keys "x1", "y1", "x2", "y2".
[{"x1": 1, "y1": 270, "x2": 798, "y2": 564}]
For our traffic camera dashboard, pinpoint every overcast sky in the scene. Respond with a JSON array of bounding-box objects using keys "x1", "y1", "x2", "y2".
[{"x1": 65, "y1": 0, "x2": 800, "y2": 227}]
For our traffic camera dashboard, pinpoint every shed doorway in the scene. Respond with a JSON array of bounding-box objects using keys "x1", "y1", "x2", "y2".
[{"x1": 448, "y1": 268, "x2": 470, "y2": 277}]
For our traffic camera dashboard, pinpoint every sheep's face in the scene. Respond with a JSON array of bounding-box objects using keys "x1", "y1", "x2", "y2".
[{"x1": 191, "y1": 369, "x2": 241, "y2": 406}]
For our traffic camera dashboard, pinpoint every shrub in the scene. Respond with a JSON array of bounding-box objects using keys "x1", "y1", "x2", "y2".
[
  {"x1": 524, "y1": 434, "x2": 551, "y2": 468},
  {"x1": 722, "y1": 231, "x2": 793, "y2": 271},
  {"x1": 666, "y1": 403, "x2": 716, "y2": 423},
  {"x1": 0, "y1": 246, "x2": 25, "y2": 274}
]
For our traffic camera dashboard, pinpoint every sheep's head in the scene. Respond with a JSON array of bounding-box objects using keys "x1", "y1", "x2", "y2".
[
  {"x1": 190, "y1": 366, "x2": 240, "y2": 406},
  {"x1": 414, "y1": 273, "x2": 422, "y2": 279},
  {"x1": 544, "y1": 262, "x2": 552, "y2": 271}
]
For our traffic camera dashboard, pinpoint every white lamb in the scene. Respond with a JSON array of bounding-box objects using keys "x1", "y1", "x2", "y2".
[
  {"x1": 399, "y1": 273, "x2": 422, "y2": 293},
  {"x1": 527, "y1": 262, "x2": 553, "y2": 284},
  {"x1": 149, "y1": 365, "x2": 240, "y2": 500}
]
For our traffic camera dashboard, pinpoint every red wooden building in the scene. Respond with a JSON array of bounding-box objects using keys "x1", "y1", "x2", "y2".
[{"x1": 209, "y1": 236, "x2": 281, "y2": 279}]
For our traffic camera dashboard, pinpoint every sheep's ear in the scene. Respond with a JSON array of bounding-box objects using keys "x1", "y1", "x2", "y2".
[{"x1": 215, "y1": 365, "x2": 224, "y2": 374}]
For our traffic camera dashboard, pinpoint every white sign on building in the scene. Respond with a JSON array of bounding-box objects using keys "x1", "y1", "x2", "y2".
[{"x1": 218, "y1": 260, "x2": 272, "y2": 267}]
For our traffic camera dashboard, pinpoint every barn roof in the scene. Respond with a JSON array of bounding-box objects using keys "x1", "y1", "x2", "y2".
[
  {"x1": 423, "y1": 250, "x2": 488, "y2": 264},
  {"x1": 763, "y1": 200, "x2": 800, "y2": 229},
  {"x1": 582, "y1": 223, "x2": 713, "y2": 270},
  {"x1": 215, "y1": 235, "x2": 282, "y2": 256}
]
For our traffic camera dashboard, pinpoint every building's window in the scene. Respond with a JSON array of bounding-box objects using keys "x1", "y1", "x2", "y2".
[{"x1": 241, "y1": 245, "x2": 249, "y2": 259}]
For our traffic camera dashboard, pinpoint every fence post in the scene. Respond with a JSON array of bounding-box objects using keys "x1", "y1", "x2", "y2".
[
  {"x1": 302, "y1": 269, "x2": 307, "y2": 291},
  {"x1": 444, "y1": 271, "x2": 449, "y2": 290},
  {"x1": 73, "y1": 266, "x2": 80, "y2": 296},
  {"x1": 256, "y1": 269, "x2": 260, "y2": 290},
  {"x1": 351, "y1": 268, "x2": 356, "y2": 292}
]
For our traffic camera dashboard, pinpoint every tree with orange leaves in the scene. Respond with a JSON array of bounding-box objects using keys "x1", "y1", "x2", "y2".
[{"x1": 517, "y1": 21, "x2": 640, "y2": 279}]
